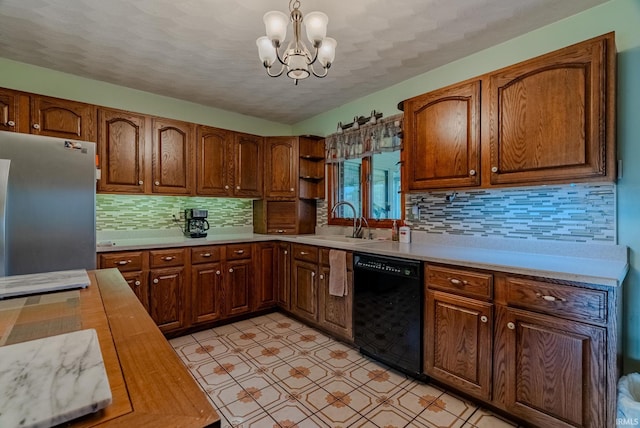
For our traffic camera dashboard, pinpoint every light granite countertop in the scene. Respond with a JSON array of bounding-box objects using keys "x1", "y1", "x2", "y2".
[{"x1": 96, "y1": 228, "x2": 629, "y2": 287}]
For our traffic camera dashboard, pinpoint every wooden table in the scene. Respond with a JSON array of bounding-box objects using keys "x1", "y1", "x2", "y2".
[{"x1": 0, "y1": 268, "x2": 220, "y2": 428}]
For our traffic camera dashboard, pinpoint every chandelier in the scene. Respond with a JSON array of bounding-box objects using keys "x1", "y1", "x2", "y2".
[{"x1": 256, "y1": 0, "x2": 337, "y2": 85}]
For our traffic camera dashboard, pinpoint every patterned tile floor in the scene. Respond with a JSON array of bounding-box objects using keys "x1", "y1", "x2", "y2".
[{"x1": 169, "y1": 312, "x2": 519, "y2": 428}]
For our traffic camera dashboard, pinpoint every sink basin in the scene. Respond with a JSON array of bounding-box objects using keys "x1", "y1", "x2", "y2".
[{"x1": 300, "y1": 235, "x2": 367, "y2": 243}]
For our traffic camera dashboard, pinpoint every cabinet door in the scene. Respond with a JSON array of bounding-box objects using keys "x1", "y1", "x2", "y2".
[
  {"x1": 149, "y1": 266, "x2": 186, "y2": 333},
  {"x1": 0, "y1": 88, "x2": 20, "y2": 132},
  {"x1": 276, "y1": 242, "x2": 291, "y2": 310},
  {"x1": 291, "y1": 259, "x2": 318, "y2": 322},
  {"x1": 30, "y1": 95, "x2": 96, "y2": 141},
  {"x1": 191, "y1": 262, "x2": 223, "y2": 324},
  {"x1": 98, "y1": 108, "x2": 147, "y2": 193},
  {"x1": 233, "y1": 132, "x2": 263, "y2": 197},
  {"x1": 496, "y1": 306, "x2": 606, "y2": 427},
  {"x1": 121, "y1": 271, "x2": 149, "y2": 312},
  {"x1": 404, "y1": 79, "x2": 481, "y2": 190},
  {"x1": 196, "y1": 125, "x2": 233, "y2": 196},
  {"x1": 254, "y1": 243, "x2": 277, "y2": 311},
  {"x1": 318, "y1": 265, "x2": 353, "y2": 341},
  {"x1": 152, "y1": 118, "x2": 194, "y2": 194},
  {"x1": 224, "y1": 259, "x2": 252, "y2": 316},
  {"x1": 265, "y1": 136, "x2": 297, "y2": 198},
  {"x1": 425, "y1": 290, "x2": 492, "y2": 400},
  {"x1": 488, "y1": 35, "x2": 614, "y2": 185}
]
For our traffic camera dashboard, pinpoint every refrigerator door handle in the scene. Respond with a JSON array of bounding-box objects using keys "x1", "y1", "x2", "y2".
[{"x1": 0, "y1": 159, "x2": 10, "y2": 277}]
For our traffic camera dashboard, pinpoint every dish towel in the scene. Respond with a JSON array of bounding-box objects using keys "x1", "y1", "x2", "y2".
[{"x1": 329, "y1": 249, "x2": 348, "y2": 297}]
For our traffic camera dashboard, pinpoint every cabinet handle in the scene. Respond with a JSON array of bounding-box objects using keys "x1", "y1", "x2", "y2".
[
  {"x1": 154, "y1": 180, "x2": 160, "y2": 185},
  {"x1": 469, "y1": 169, "x2": 476, "y2": 176},
  {"x1": 6, "y1": 120, "x2": 15, "y2": 127},
  {"x1": 138, "y1": 180, "x2": 144, "y2": 185},
  {"x1": 216, "y1": 270, "x2": 221, "y2": 275},
  {"x1": 507, "y1": 322, "x2": 515, "y2": 330},
  {"x1": 448, "y1": 278, "x2": 468, "y2": 286},
  {"x1": 116, "y1": 260, "x2": 131, "y2": 265},
  {"x1": 491, "y1": 166, "x2": 498, "y2": 173},
  {"x1": 300, "y1": 251, "x2": 308, "y2": 255},
  {"x1": 277, "y1": 229, "x2": 285, "y2": 233},
  {"x1": 480, "y1": 315, "x2": 488, "y2": 323},
  {"x1": 234, "y1": 249, "x2": 245, "y2": 254},
  {"x1": 535, "y1": 292, "x2": 566, "y2": 302},
  {"x1": 134, "y1": 280, "x2": 141, "y2": 286},
  {"x1": 32, "y1": 123, "x2": 40, "y2": 130},
  {"x1": 162, "y1": 256, "x2": 175, "y2": 261},
  {"x1": 153, "y1": 278, "x2": 159, "y2": 284},
  {"x1": 201, "y1": 253, "x2": 211, "y2": 257}
]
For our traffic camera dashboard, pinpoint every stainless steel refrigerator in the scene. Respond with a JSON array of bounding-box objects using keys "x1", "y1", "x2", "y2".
[{"x1": 0, "y1": 131, "x2": 96, "y2": 276}]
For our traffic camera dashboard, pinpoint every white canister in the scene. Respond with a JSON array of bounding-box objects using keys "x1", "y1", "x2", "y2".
[{"x1": 399, "y1": 226, "x2": 411, "y2": 243}]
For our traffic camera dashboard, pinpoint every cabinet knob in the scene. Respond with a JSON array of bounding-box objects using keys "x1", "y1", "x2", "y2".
[
  {"x1": 216, "y1": 270, "x2": 221, "y2": 275},
  {"x1": 507, "y1": 322, "x2": 515, "y2": 330},
  {"x1": 225, "y1": 185, "x2": 229, "y2": 190},
  {"x1": 284, "y1": 250, "x2": 288, "y2": 254},
  {"x1": 162, "y1": 256, "x2": 174, "y2": 261},
  {"x1": 138, "y1": 180, "x2": 144, "y2": 185},
  {"x1": 202, "y1": 253, "x2": 211, "y2": 257},
  {"x1": 153, "y1": 278, "x2": 159, "y2": 284},
  {"x1": 134, "y1": 280, "x2": 141, "y2": 286},
  {"x1": 154, "y1": 180, "x2": 160, "y2": 185},
  {"x1": 6, "y1": 120, "x2": 15, "y2": 127},
  {"x1": 234, "y1": 249, "x2": 244, "y2": 254},
  {"x1": 229, "y1": 268, "x2": 234, "y2": 273},
  {"x1": 480, "y1": 315, "x2": 488, "y2": 323},
  {"x1": 319, "y1": 274, "x2": 324, "y2": 280},
  {"x1": 491, "y1": 166, "x2": 498, "y2": 173},
  {"x1": 32, "y1": 123, "x2": 40, "y2": 130},
  {"x1": 236, "y1": 185, "x2": 240, "y2": 190},
  {"x1": 290, "y1": 188, "x2": 294, "y2": 192},
  {"x1": 311, "y1": 272, "x2": 315, "y2": 278},
  {"x1": 469, "y1": 169, "x2": 476, "y2": 176}
]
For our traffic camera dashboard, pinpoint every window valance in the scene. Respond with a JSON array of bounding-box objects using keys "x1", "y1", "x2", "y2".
[{"x1": 325, "y1": 113, "x2": 403, "y2": 163}]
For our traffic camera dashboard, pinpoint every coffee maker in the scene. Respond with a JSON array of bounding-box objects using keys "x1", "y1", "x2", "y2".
[{"x1": 184, "y1": 209, "x2": 209, "y2": 238}]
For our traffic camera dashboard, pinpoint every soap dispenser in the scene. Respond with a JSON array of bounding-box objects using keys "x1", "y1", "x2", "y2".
[{"x1": 391, "y1": 220, "x2": 399, "y2": 241}]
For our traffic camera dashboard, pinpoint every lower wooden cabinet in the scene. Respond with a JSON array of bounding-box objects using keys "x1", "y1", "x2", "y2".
[
  {"x1": 276, "y1": 242, "x2": 291, "y2": 310},
  {"x1": 254, "y1": 243, "x2": 278, "y2": 311},
  {"x1": 121, "y1": 271, "x2": 149, "y2": 311},
  {"x1": 191, "y1": 262, "x2": 223, "y2": 324},
  {"x1": 225, "y1": 258, "x2": 252, "y2": 316},
  {"x1": 291, "y1": 259, "x2": 318, "y2": 323},
  {"x1": 318, "y1": 249, "x2": 353, "y2": 341},
  {"x1": 149, "y1": 266, "x2": 186, "y2": 333},
  {"x1": 424, "y1": 290, "x2": 492, "y2": 401}
]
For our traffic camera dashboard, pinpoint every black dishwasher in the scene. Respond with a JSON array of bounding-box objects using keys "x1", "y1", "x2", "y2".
[{"x1": 353, "y1": 252, "x2": 424, "y2": 378}]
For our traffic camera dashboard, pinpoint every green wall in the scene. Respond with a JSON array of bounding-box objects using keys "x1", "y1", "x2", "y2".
[
  {"x1": 294, "y1": 0, "x2": 640, "y2": 373},
  {"x1": 0, "y1": 57, "x2": 291, "y2": 136},
  {"x1": 2, "y1": 0, "x2": 639, "y2": 373}
]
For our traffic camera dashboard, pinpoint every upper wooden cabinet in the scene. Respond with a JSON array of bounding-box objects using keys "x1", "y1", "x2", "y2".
[
  {"x1": 402, "y1": 33, "x2": 616, "y2": 191},
  {"x1": 0, "y1": 88, "x2": 20, "y2": 133},
  {"x1": 0, "y1": 88, "x2": 96, "y2": 141},
  {"x1": 265, "y1": 136, "x2": 298, "y2": 198},
  {"x1": 488, "y1": 33, "x2": 616, "y2": 185},
  {"x1": 196, "y1": 125, "x2": 233, "y2": 196},
  {"x1": 98, "y1": 108, "x2": 147, "y2": 194},
  {"x1": 404, "y1": 79, "x2": 481, "y2": 190},
  {"x1": 152, "y1": 118, "x2": 194, "y2": 195},
  {"x1": 233, "y1": 132, "x2": 263, "y2": 198}
]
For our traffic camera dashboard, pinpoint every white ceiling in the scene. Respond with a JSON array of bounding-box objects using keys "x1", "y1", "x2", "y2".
[{"x1": 0, "y1": 0, "x2": 607, "y2": 125}]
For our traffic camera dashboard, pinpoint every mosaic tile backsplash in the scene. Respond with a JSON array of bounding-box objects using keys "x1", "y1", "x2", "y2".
[
  {"x1": 318, "y1": 183, "x2": 616, "y2": 243},
  {"x1": 96, "y1": 194, "x2": 253, "y2": 231},
  {"x1": 405, "y1": 183, "x2": 615, "y2": 243}
]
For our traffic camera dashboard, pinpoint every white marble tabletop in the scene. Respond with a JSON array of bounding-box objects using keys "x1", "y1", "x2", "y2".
[
  {"x1": 0, "y1": 270, "x2": 90, "y2": 300},
  {"x1": 0, "y1": 329, "x2": 112, "y2": 428}
]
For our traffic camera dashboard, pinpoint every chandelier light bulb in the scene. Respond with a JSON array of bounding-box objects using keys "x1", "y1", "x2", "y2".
[
  {"x1": 304, "y1": 11, "x2": 328, "y2": 46},
  {"x1": 256, "y1": 36, "x2": 277, "y2": 66},
  {"x1": 263, "y1": 11, "x2": 289, "y2": 45},
  {"x1": 318, "y1": 37, "x2": 337, "y2": 66}
]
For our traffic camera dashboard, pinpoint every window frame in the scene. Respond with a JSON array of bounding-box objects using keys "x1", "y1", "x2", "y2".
[{"x1": 327, "y1": 154, "x2": 404, "y2": 229}]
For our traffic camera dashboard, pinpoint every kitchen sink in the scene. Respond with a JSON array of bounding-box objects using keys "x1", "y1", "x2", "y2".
[{"x1": 296, "y1": 235, "x2": 389, "y2": 245}]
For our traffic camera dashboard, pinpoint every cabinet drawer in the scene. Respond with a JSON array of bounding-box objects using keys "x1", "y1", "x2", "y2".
[
  {"x1": 191, "y1": 246, "x2": 222, "y2": 264},
  {"x1": 226, "y1": 243, "x2": 252, "y2": 260},
  {"x1": 426, "y1": 264, "x2": 493, "y2": 300},
  {"x1": 292, "y1": 244, "x2": 318, "y2": 263},
  {"x1": 99, "y1": 251, "x2": 145, "y2": 272},
  {"x1": 320, "y1": 248, "x2": 353, "y2": 270},
  {"x1": 149, "y1": 248, "x2": 186, "y2": 268},
  {"x1": 266, "y1": 227, "x2": 297, "y2": 235},
  {"x1": 505, "y1": 276, "x2": 607, "y2": 324}
]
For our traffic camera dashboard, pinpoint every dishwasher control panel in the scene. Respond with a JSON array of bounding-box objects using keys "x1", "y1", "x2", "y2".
[{"x1": 354, "y1": 253, "x2": 421, "y2": 278}]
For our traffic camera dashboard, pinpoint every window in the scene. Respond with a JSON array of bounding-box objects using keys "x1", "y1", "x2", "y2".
[{"x1": 326, "y1": 115, "x2": 403, "y2": 228}]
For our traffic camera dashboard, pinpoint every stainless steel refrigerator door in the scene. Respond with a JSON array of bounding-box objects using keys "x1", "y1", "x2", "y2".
[
  {"x1": 0, "y1": 159, "x2": 10, "y2": 277},
  {"x1": 0, "y1": 132, "x2": 96, "y2": 276}
]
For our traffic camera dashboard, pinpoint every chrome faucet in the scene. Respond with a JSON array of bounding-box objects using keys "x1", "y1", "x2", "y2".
[
  {"x1": 357, "y1": 216, "x2": 371, "y2": 240},
  {"x1": 330, "y1": 201, "x2": 358, "y2": 238}
]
